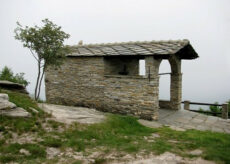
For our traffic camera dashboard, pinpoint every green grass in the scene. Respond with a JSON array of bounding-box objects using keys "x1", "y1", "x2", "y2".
[
  {"x1": 72, "y1": 160, "x2": 83, "y2": 164},
  {"x1": 40, "y1": 136, "x2": 63, "y2": 148},
  {"x1": 60, "y1": 115, "x2": 230, "y2": 163},
  {"x1": 0, "y1": 90, "x2": 47, "y2": 134},
  {"x1": 0, "y1": 143, "x2": 46, "y2": 163},
  {"x1": 1, "y1": 89, "x2": 230, "y2": 163},
  {"x1": 55, "y1": 115, "x2": 230, "y2": 163},
  {"x1": 155, "y1": 127, "x2": 230, "y2": 161}
]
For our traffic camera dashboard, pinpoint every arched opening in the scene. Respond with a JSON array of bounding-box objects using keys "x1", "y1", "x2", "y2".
[
  {"x1": 159, "y1": 60, "x2": 171, "y2": 100},
  {"x1": 157, "y1": 55, "x2": 182, "y2": 110}
]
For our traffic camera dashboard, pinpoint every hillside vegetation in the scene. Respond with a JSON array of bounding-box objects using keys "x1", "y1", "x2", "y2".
[{"x1": 0, "y1": 89, "x2": 230, "y2": 164}]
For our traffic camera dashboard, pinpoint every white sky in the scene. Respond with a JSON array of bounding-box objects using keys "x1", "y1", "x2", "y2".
[{"x1": 0, "y1": 0, "x2": 230, "y2": 105}]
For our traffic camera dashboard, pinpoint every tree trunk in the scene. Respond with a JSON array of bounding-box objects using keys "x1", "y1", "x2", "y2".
[
  {"x1": 34, "y1": 61, "x2": 41, "y2": 100},
  {"x1": 37, "y1": 66, "x2": 45, "y2": 101}
]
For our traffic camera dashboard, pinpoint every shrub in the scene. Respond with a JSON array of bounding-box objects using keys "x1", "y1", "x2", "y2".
[
  {"x1": 209, "y1": 102, "x2": 222, "y2": 113},
  {"x1": 0, "y1": 66, "x2": 29, "y2": 86}
]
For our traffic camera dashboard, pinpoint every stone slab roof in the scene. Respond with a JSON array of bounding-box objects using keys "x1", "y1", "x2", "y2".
[{"x1": 67, "y1": 39, "x2": 198, "y2": 59}]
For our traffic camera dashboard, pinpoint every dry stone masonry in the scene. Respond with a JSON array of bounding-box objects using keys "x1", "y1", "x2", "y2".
[{"x1": 45, "y1": 39, "x2": 198, "y2": 120}]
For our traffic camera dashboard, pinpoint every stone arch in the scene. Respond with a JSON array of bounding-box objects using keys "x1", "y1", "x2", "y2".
[
  {"x1": 159, "y1": 60, "x2": 171, "y2": 100},
  {"x1": 158, "y1": 55, "x2": 182, "y2": 110},
  {"x1": 168, "y1": 55, "x2": 181, "y2": 75}
]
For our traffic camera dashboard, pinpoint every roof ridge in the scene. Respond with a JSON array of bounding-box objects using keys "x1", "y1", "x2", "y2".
[
  {"x1": 71, "y1": 39, "x2": 189, "y2": 48},
  {"x1": 66, "y1": 39, "x2": 198, "y2": 59}
]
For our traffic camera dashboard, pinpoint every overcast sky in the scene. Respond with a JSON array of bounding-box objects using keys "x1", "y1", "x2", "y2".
[{"x1": 0, "y1": 0, "x2": 230, "y2": 105}]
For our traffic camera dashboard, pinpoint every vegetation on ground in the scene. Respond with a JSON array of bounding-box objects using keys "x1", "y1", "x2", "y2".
[
  {"x1": 1, "y1": 90, "x2": 230, "y2": 163},
  {"x1": 0, "y1": 66, "x2": 29, "y2": 86}
]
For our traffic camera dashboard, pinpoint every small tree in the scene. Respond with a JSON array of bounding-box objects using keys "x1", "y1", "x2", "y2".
[{"x1": 15, "y1": 19, "x2": 70, "y2": 100}]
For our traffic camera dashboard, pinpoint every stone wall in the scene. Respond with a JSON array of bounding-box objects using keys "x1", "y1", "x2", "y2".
[
  {"x1": 45, "y1": 57, "x2": 105, "y2": 107},
  {"x1": 45, "y1": 54, "x2": 183, "y2": 119},
  {"x1": 103, "y1": 75, "x2": 158, "y2": 120},
  {"x1": 45, "y1": 56, "x2": 160, "y2": 120}
]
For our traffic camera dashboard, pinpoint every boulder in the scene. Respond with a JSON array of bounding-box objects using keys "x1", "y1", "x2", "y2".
[
  {"x1": 29, "y1": 107, "x2": 39, "y2": 113},
  {"x1": 19, "y1": 149, "x2": 31, "y2": 156},
  {"x1": 0, "y1": 93, "x2": 17, "y2": 110},
  {"x1": 0, "y1": 93, "x2": 31, "y2": 117},
  {"x1": 1, "y1": 107, "x2": 31, "y2": 117},
  {"x1": 0, "y1": 100, "x2": 16, "y2": 110},
  {"x1": 0, "y1": 93, "x2": 9, "y2": 100},
  {"x1": 0, "y1": 80, "x2": 28, "y2": 94}
]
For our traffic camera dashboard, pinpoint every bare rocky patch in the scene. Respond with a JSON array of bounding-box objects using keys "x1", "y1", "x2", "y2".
[{"x1": 38, "y1": 103, "x2": 105, "y2": 124}]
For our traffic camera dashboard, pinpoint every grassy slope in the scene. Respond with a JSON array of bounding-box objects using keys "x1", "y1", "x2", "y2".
[{"x1": 0, "y1": 90, "x2": 230, "y2": 164}]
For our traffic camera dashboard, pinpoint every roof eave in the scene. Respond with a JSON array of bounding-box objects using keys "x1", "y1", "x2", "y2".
[{"x1": 175, "y1": 44, "x2": 199, "y2": 60}]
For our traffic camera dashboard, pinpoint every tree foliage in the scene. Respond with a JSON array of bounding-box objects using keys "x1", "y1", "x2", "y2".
[
  {"x1": 0, "y1": 66, "x2": 29, "y2": 87},
  {"x1": 14, "y1": 19, "x2": 70, "y2": 100}
]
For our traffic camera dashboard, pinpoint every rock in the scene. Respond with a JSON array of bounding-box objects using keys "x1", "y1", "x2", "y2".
[
  {"x1": 138, "y1": 119, "x2": 162, "y2": 128},
  {"x1": 0, "y1": 94, "x2": 9, "y2": 100},
  {"x1": 189, "y1": 149, "x2": 203, "y2": 156},
  {"x1": 121, "y1": 154, "x2": 134, "y2": 160},
  {"x1": 38, "y1": 103, "x2": 105, "y2": 124},
  {"x1": 0, "y1": 100, "x2": 16, "y2": 110},
  {"x1": 9, "y1": 133, "x2": 38, "y2": 144},
  {"x1": 29, "y1": 107, "x2": 39, "y2": 113},
  {"x1": 169, "y1": 125, "x2": 186, "y2": 131},
  {"x1": 0, "y1": 93, "x2": 17, "y2": 111},
  {"x1": 151, "y1": 133, "x2": 160, "y2": 138},
  {"x1": 46, "y1": 147, "x2": 61, "y2": 159},
  {"x1": 19, "y1": 149, "x2": 31, "y2": 156},
  {"x1": 1, "y1": 107, "x2": 31, "y2": 117},
  {"x1": 0, "y1": 93, "x2": 31, "y2": 118},
  {"x1": 0, "y1": 80, "x2": 28, "y2": 94}
]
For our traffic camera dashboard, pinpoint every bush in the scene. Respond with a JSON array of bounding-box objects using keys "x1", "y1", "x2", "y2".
[
  {"x1": 0, "y1": 66, "x2": 29, "y2": 86},
  {"x1": 209, "y1": 102, "x2": 222, "y2": 113}
]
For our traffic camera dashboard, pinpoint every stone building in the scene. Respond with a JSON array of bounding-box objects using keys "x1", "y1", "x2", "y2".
[{"x1": 45, "y1": 39, "x2": 198, "y2": 120}]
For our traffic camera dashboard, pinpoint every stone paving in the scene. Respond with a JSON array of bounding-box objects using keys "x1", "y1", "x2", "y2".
[{"x1": 139, "y1": 108, "x2": 230, "y2": 134}]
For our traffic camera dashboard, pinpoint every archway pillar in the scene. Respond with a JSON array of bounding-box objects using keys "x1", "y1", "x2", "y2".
[
  {"x1": 168, "y1": 55, "x2": 182, "y2": 110},
  {"x1": 170, "y1": 73, "x2": 182, "y2": 110},
  {"x1": 145, "y1": 56, "x2": 162, "y2": 119}
]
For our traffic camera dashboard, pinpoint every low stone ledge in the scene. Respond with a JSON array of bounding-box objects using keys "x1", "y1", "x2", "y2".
[
  {"x1": 159, "y1": 100, "x2": 172, "y2": 109},
  {"x1": 104, "y1": 74, "x2": 148, "y2": 79},
  {"x1": 0, "y1": 80, "x2": 28, "y2": 94}
]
